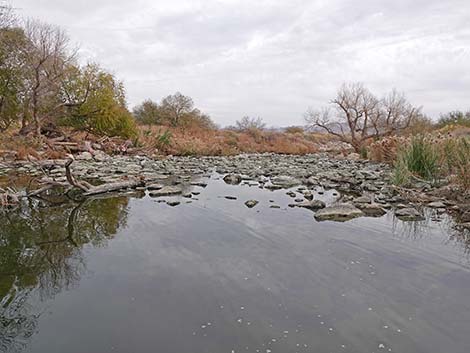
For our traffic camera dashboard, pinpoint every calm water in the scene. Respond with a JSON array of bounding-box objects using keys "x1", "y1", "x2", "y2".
[{"x1": 1, "y1": 174, "x2": 470, "y2": 353}]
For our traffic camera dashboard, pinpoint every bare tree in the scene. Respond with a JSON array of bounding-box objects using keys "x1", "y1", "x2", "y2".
[
  {"x1": 305, "y1": 83, "x2": 422, "y2": 152},
  {"x1": 160, "y1": 92, "x2": 194, "y2": 127},
  {"x1": 21, "y1": 19, "x2": 76, "y2": 135},
  {"x1": 0, "y1": 2, "x2": 15, "y2": 29},
  {"x1": 235, "y1": 116, "x2": 266, "y2": 131}
]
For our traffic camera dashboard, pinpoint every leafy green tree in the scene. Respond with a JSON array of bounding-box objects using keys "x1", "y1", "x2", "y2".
[
  {"x1": 133, "y1": 93, "x2": 216, "y2": 130},
  {"x1": 133, "y1": 99, "x2": 164, "y2": 125},
  {"x1": 61, "y1": 63, "x2": 136, "y2": 138},
  {"x1": 0, "y1": 27, "x2": 27, "y2": 131}
]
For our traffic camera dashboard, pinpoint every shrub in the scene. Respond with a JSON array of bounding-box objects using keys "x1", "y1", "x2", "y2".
[
  {"x1": 133, "y1": 99, "x2": 164, "y2": 125},
  {"x1": 394, "y1": 135, "x2": 439, "y2": 184},
  {"x1": 235, "y1": 116, "x2": 266, "y2": 131},
  {"x1": 404, "y1": 136, "x2": 439, "y2": 180},
  {"x1": 155, "y1": 129, "x2": 172, "y2": 151},
  {"x1": 285, "y1": 126, "x2": 304, "y2": 134},
  {"x1": 437, "y1": 110, "x2": 470, "y2": 128},
  {"x1": 442, "y1": 138, "x2": 470, "y2": 189},
  {"x1": 392, "y1": 155, "x2": 412, "y2": 186},
  {"x1": 107, "y1": 108, "x2": 137, "y2": 138},
  {"x1": 359, "y1": 145, "x2": 368, "y2": 159},
  {"x1": 369, "y1": 136, "x2": 407, "y2": 163}
]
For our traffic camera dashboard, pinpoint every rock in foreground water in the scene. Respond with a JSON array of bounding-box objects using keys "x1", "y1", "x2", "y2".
[
  {"x1": 245, "y1": 200, "x2": 259, "y2": 208},
  {"x1": 314, "y1": 204, "x2": 364, "y2": 222},
  {"x1": 223, "y1": 174, "x2": 242, "y2": 185},
  {"x1": 395, "y1": 207, "x2": 424, "y2": 221},
  {"x1": 291, "y1": 200, "x2": 326, "y2": 210},
  {"x1": 149, "y1": 186, "x2": 182, "y2": 197},
  {"x1": 356, "y1": 203, "x2": 386, "y2": 217}
]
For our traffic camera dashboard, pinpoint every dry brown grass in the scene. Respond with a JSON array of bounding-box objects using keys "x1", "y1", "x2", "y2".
[
  {"x1": 0, "y1": 130, "x2": 44, "y2": 160},
  {"x1": 1, "y1": 125, "x2": 335, "y2": 160},
  {"x1": 368, "y1": 136, "x2": 408, "y2": 163},
  {"x1": 368, "y1": 131, "x2": 470, "y2": 190},
  {"x1": 137, "y1": 125, "x2": 330, "y2": 156}
]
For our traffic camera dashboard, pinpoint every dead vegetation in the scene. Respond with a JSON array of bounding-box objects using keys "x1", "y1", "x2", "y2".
[
  {"x1": 0, "y1": 124, "x2": 340, "y2": 164},
  {"x1": 137, "y1": 125, "x2": 335, "y2": 156},
  {"x1": 368, "y1": 125, "x2": 470, "y2": 191}
]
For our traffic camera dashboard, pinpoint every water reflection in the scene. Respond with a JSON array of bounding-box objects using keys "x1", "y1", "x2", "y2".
[
  {"x1": 0, "y1": 177, "x2": 470, "y2": 353},
  {"x1": 0, "y1": 197, "x2": 130, "y2": 352}
]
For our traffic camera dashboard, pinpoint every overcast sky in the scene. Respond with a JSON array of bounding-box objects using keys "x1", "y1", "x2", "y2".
[{"x1": 13, "y1": 0, "x2": 470, "y2": 126}]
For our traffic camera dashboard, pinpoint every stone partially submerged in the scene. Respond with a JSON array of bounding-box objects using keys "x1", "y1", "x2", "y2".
[
  {"x1": 314, "y1": 203, "x2": 364, "y2": 222},
  {"x1": 149, "y1": 186, "x2": 183, "y2": 197},
  {"x1": 223, "y1": 174, "x2": 242, "y2": 185},
  {"x1": 271, "y1": 175, "x2": 301, "y2": 188},
  {"x1": 355, "y1": 203, "x2": 387, "y2": 217},
  {"x1": 245, "y1": 200, "x2": 259, "y2": 208},
  {"x1": 395, "y1": 207, "x2": 425, "y2": 221},
  {"x1": 290, "y1": 199, "x2": 326, "y2": 211}
]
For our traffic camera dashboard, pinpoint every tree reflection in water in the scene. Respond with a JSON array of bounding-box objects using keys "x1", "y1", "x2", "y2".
[{"x1": 0, "y1": 196, "x2": 130, "y2": 352}]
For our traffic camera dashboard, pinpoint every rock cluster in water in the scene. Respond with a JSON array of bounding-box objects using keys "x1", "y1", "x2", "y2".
[{"x1": 1, "y1": 153, "x2": 442, "y2": 222}]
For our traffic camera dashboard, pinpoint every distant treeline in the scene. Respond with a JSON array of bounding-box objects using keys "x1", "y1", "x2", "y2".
[{"x1": 1, "y1": 4, "x2": 468, "y2": 143}]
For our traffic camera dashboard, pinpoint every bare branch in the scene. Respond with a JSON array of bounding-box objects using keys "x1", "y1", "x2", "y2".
[{"x1": 305, "y1": 83, "x2": 422, "y2": 152}]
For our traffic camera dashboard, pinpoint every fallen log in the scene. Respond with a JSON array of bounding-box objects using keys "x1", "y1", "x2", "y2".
[
  {"x1": 82, "y1": 179, "x2": 145, "y2": 196},
  {"x1": 65, "y1": 158, "x2": 144, "y2": 196},
  {"x1": 1, "y1": 158, "x2": 146, "y2": 208}
]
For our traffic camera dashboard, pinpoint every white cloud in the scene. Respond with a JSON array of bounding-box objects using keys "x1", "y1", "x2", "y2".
[{"x1": 14, "y1": 0, "x2": 470, "y2": 126}]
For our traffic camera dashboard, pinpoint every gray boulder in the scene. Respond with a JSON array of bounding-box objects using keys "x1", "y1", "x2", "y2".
[
  {"x1": 76, "y1": 151, "x2": 93, "y2": 160},
  {"x1": 291, "y1": 199, "x2": 326, "y2": 210},
  {"x1": 314, "y1": 203, "x2": 364, "y2": 222},
  {"x1": 427, "y1": 201, "x2": 446, "y2": 208},
  {"x1": 223, "y1": 174, "x2": 242, "y2": 185},
  {"x1": 356, "y1": 203, "x2": 386, "y2": 217},
  {"x1": 264, "y1": 183, "x2": 283, "y2": 190},
  {"x1": 147, "y1": 183, "x2": 164, "y2": 190},
  {"x1": 271, "y1": 176, "x2": 301, "y2": 188},
  {"x1": 353, "y1": 195, "x2": 372, "y2": 205},
  {"x1": 395, "y1": 207, "x2": 424, "y2": 221},
  {"x1": 149, "y1": 186, "x2": 182, "y2": 197},
  {"x1": 245, "y1": 200, "x2": 259, "y2": 208},
  {"x1": 93, "y1": 150, "x2": 109, "y2": 161},
  {"x1": 303, "y1": 191, "x2": 314, "y2": 200}
]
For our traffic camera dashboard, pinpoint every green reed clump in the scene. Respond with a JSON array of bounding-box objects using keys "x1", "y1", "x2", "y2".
[
  {"x1": 393, "y1": 135, "x2": 439, "y2": 185},
  {"x1": 443, "y1": 138, "x2": 470, "y2": 189},
  {"x1": 392, "y1": 156, "x2": 412, "y2": 186}
]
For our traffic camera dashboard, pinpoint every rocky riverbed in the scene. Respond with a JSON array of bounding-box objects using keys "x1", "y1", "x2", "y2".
[{"x1": 1, "y1": 152, "x2": 469, "y2": 226}]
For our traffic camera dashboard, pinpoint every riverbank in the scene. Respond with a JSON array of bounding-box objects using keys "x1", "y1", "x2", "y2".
[{"x1": 1, "y1": 153, "x2": 469, "y2": 228}]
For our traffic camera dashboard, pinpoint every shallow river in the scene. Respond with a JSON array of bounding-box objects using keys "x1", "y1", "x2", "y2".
[{"x1": 1, "y1": 174, "x2": 470, "y2": 353}]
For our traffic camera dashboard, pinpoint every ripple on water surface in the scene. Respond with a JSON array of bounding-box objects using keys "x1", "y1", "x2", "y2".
[{"x1": 1, "y1": 174, "x2": 469, "y2": 353}]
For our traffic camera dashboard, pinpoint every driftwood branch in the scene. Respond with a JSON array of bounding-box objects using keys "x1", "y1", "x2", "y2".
[
  {"x1": 65, "y1": 159, "x2": 93, "y2": 191},
  {"x1": 64, "y1": 158, "x2": 144, "y2": 196},
  {"x1": 1, "y1": 158, "x2": 145, "y2": 207}
]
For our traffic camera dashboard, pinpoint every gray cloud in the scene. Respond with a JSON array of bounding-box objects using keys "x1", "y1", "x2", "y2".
[{"x1": 14, "y1": 0, "x2": 470, "y2": 126}]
